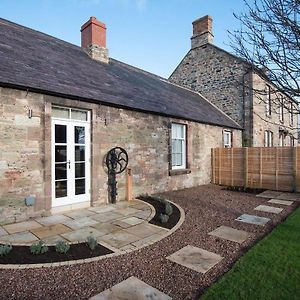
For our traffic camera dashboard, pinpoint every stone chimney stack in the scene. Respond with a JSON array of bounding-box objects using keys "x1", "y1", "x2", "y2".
[
  {"x1": 81, "y1": 16, "x2": 109, "y2": 63},
  {"x1": 191, "y1": 15, "x2": 213, "y2": 49}
]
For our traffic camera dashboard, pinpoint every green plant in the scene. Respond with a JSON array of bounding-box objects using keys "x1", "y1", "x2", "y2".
[
  {"x1": 55, "y1": 240, "x2": 70, "y2": 254},
  {"x1": 165, "y1": 202, "x2": 173, "y2": 216},
  {"x1": 0, "y1": 244, "x2": 12, "y2": 257},
  {"x1": 86, "y1": 235, "x2": 98, "y2": 250},
  {"x1": 30, "y1": 240, "x2": 48, "y2": 255},
  {"x1": 159, "y1": 213, "x2": 169, "y2": 224}
]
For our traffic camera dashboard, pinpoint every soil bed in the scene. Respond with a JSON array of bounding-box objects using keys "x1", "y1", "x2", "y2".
[
  {"x1": 0, "y1": 243, "x2": 113, "y2": 264},
  {"x1": 138, "y1": 196, "x2": 180, "y2": 229}
]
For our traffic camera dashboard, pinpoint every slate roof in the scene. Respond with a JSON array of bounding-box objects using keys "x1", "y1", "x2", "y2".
[{"x1": 0, "y1": 18, "x2": 240, "y2": 129}]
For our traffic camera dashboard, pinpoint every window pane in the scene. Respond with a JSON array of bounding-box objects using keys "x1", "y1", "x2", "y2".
[
  {"x1": 55, "y1": 125, "x2": 67, "y2": 143},
  {"x1": 71, "y1": 110, "x2": 88, "y2": 121},
  {"x1": 75, "y1": 179, "x2": 85, "y2": 195},
  {"x1": 176, "y1": 153, "x2": 182, "y2": 166},
  {"x1": 75, "y1": 146, "x2": 85, "y2": 161},
  {"x1": 55, "y1": 163, "x2": 67, "y2": 180},
  {"x1": 55, "y1": 180, "x2": 67, "y2": 198},
  {"x1": 172, "y1": 124, "x2": 177, "y2": 139},
  {"x1": 75, "y1": 126, "x2": 85, "y2": 144},
  {"x1": 75, "y1": 162, "x2": 85, "y2": 178},
  {"x1": 55, "y1": 146, "x2": 67, "y2": 162},
  {"x1": 172, "y1": 153, "x2": 176, "y2": 166},
  {"x1": 52, "y1": 107, "x2": 69, "y2": 119}
]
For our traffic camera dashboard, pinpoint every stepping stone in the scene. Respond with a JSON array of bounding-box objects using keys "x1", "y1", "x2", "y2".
[
  {"x1": 90, "y1": 276, "x2": 172, "y2": 300},
  {"x1": 268, "y1": 199, "x2": 294, "y2": 206},
  {"x1": 0, "y1": 227, "x2": 8, "y2": 237},
  {"x1": 275, "y1": 192, "x2": 300, "y2": 201},
  {"x1": 61, "y1": 227, "x2": 103, "y2": 242},
  {"x1": 235, "y1": 214, "x2": 270, "y2": 226},
  {"x1": 254, "y1": 205, "x2": 283, "y2": 214},
  {"x1": 31, "y1": 224, "x2": 72, "y2": 239},
  {"x1": 167, "y1": 245, "x2": 223, "y2": 274},
  {"x1": 0, "y1": 231, "x2": 38, "y2": 244},
  {"x1": 208, "y1": 226, "x2": 250, "y2": 244},
  {"x1": 35, "y1": 215, "x2": 72, "y2": 226},
  {"x1": 100, "y1": 230, "x2": 140, "y2": 248},
  {"x1": 63, "y1": 217, "x2": 99, "y2": 230},
  {"x1": 256, "y1": 190, "x2": 283, "y2": 198},
  {"x1": 3, "y1": 220, "x2": 42, "y2": 234}
]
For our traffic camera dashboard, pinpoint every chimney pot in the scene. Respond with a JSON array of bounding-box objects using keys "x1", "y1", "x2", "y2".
[
  {"x1": 191, "y1": 15, "x2": 213, "y2": 49},
  {"x1": 81, "y1": 16, "x2": 109, "y2": 63}
]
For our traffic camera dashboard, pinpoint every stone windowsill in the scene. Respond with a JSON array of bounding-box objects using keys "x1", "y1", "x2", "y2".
[{"x1": 169, "y1": 168, "x2": 191, "y2": 176}]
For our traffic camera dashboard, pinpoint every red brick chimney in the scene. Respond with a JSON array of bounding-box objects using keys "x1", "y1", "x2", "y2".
[
  {"x1": 191, "y1": 15, "x2": 213, "y2": 49},
  {"x1": 81, "y1": 16, "x2": 109, "y2": 63}
]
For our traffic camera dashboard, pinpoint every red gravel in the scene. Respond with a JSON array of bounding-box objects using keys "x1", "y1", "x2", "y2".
[{"x1": 0, "y1": 185, "x2": 298, "y2": 300}]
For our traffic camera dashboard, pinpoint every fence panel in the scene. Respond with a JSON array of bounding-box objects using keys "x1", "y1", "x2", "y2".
[{"x1": 212, "y1": 147, "x2": 299, "y2": 192}]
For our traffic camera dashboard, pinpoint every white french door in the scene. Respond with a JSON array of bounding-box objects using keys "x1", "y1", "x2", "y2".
[{"x1": 51, "y1": 117, "x2": 90, "y2": 207}]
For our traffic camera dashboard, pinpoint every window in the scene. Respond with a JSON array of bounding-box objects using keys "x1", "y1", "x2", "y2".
[
  {"x1": 290, "y1": 135, "x2": 294, "y2": 147},
  {"x1": 265, "y1": 85, "x2": 271, "y2": 116},
  {"x1": 279, "y1": 95, "x2": 284, "y2": 123},
  {"x1": 264, "y1": 130, "x2": 273, "y2": 147},
  {"x1": 52, "y1": 106, "x2": 88, "y2": 121},
  {"x1": 279, "y1": 133, "x2": 284, "y2": 147},
  {"x1": 223, "y1": 130, "x2": 232, "y2": 148},
  {"x1": 171, "y1": 123, "x2": 186, "y2": 169},
  {"x1": 290, "y1": 102, "x2": 294, "y2": 126}
]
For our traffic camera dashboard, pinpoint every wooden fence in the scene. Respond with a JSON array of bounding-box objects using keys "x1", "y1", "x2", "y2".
[{"x1": 211, "y1": 147, "x2": 300, "y2": 192}]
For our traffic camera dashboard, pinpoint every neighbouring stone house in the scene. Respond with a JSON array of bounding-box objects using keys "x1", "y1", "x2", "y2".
[
  {"x1": 170, "y1": 15, "x2": 298, "y2": 147},
  {"x1": 0, "y1": 17, "x2": 242, "y2": 224}
]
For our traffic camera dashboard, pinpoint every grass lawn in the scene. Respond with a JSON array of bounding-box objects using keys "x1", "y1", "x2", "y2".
[{"x1": 201, "y1": 207, "x2": 300, "y2": 300}]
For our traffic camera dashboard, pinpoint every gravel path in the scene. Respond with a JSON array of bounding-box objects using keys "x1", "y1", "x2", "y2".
[{"x1": 0, "y1": 185, "x2": 298, "y2": 300}]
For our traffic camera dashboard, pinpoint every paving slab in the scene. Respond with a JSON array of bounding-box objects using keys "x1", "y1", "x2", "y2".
[
  {"x1": 124, "y1": 223, "x2": 164, "y2": 239},
  {"x1": 31, "y1": 224, "x2": 72, "y2": 239},
  {"x1": 167, "y1": 245, "x2": 223, "y2": 274},
  {"x1": 208, "y1": 225, "x2": 251, "y2": 243},
  {"x1": 100, "y1": 230, "x2": 140, "y2": 248},
  {"x1": 254, "y1": 205, "x2": 283, "y2": 214},
  {"x1": 121, "y1": 217, "x2": 144, "y2": 226},
  {"x1": 275, "y1": 192, "x2": 300, "y2": 201},
  {"x1": 61, "y1": 227, "x2": 103, "y2": 242},
  {"x1": 235, "y1": 214, "x2": 270, "y2": 226},
  {"x1": 268, "y1": 199, "x2": 294, "y2": 206},
  {"x1": 256, "y1": 190, "x2": 283, "y2": 198},
  {"x1": 0, "y1": 231, "x2": 38, "y2": 244},
  {"x1": 64, "y1": 209, "x2": 96, "y2": 219},
  {"x1": 63, "y1": 217, "x2": 99, "y2": 230},
  {"x1": 0, "y1": 227, "x2": 8, "y2": 237},
  {"x1": 88, "y1": 205, "x2": 116, "y2": 214},
  {"x1": 90, "y1": 212, "x2": 124, "y2": 223},
  {"x1": 129, "y1": 202, "x2": 150, "y2": 210},
  {"x1": 3, "y1": 220, "x2": 43, "y2": 234},
  {"x1": 35, "y1": 215, "x2": 72, "y2": 226},
  {"x1": 114, "y1": 207, "x2": 141, "y2": 216},
  {"x1": 131, "y1": 233, "x2": 164, "y2": 247},
  {"x1": 42, "y1": 235, "x2": 68, "y2": 244},
  {"x1": 131, "y1": 210, "x2": 151, "y2": 220},
  {"x1": 90, "y1": 223, "x2": 121, "y2": 234},
  {"x1": 90, "y1": 276, "x2": 172, "y2": 300}
]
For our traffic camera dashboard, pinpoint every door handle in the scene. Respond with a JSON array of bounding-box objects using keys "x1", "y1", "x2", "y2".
[{"x1": 67, "y1": 160, "x2": 71, "y2": 169}]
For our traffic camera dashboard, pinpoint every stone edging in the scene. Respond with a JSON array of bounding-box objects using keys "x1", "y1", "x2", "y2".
[{"x1": 0, "y1": 200, "x2": 185, "y2": 269}]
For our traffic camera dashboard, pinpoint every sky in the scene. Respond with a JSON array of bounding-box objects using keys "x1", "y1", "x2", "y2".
[{"x1": 1, "y1": 0, "x2": 247, "y2": 78}]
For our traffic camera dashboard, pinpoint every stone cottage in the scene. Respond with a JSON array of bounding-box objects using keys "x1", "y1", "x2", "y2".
[
  {"x1": 0, "y1": 17, "x2": 242, "y2": 224},
  {"x1": 170, "y1": 15, "x2": 298, "y2": 147}
]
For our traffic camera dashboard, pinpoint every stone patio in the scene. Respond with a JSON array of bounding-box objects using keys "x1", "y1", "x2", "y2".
[
  {"x1": 0, "y1": 200, "x2": 168, "y2": 251},
  {"x1": 90, "y1": 276, "x2": 172, "y2": 300}
]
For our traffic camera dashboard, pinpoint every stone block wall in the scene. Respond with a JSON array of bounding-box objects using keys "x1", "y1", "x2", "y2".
[{"x1": 0, "y1": 87, "x2": 242, "y2": 224}]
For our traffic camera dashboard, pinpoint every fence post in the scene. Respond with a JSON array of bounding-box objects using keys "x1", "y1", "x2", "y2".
[
  {"x1": 231, "y1": 147, "x2": 234, "y2": 186},
  {"x1": 218, "y1": 148, "x2": 221, "y2": 185},
  {"x1": 275, "y1": 147, "x2": 279, "y2": 191},
  {"x1": 259, "y1": 147, "x2": 263, "y2": 188},
  {"x1": 293, "y1": 147, "x2": 298, "y2": 192},
  {"x1": 244, "y1": 147, "x2": 248, "y2": 188}
]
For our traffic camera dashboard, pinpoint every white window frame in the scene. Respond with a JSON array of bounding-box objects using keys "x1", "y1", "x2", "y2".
[
  {"x1": 265, "y1": 85, "x2": 272, "y2": 117},
  {"x1": 171, "y1": 123, "x2": 186, "y2": 170},
  {"x1": 223, "y1": 130, "x2": 232, "y2": 148},
  {"x1": 264, "y1": 130, "x2": 273, "y2": 147}
]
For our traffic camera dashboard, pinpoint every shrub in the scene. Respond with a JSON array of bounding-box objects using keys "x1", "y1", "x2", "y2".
[
  {"x1": 0, "y1": 244, "x2": 12, "y2": 257},
  {"x1": 30, "y1": 240, "x2": 48, "y2": 255},
  {"x1": 165, "y1": 202, "x2": 173, "y2": 216},
  {"x1": 86, "y1": 236, "x2": 98, "y2": 250},
  {"x1": 55, "y1": 240, "x2": 70, "y2": 254},
  {"x1": 159, "y1": 213, "x2": 169, "y2": 224}
]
